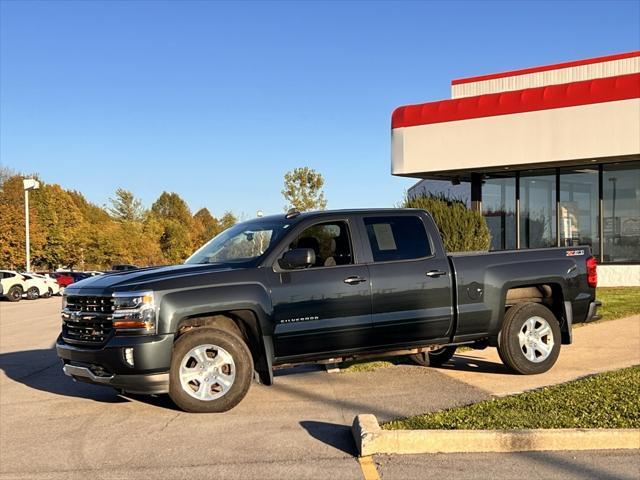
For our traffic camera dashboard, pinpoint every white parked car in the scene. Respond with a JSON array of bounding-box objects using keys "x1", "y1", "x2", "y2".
[
  {"x1": 30, "y1": 273, "x2": 61, "y2": 297},
  {"x1": 20, "y1": 273, "x2": 55, "y2": 300},
  {"x1": 0, "y1": 270, "x2": 27, "y2": 302}
]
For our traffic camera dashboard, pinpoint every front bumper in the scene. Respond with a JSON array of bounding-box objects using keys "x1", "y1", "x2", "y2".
[{"x1": 56, "y1": 333, "x2": 174, "y2": 394}]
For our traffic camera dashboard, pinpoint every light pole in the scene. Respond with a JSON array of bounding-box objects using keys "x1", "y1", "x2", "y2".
[{"x1": 23, "y1": 178, "x2": 40, "y2": 272}]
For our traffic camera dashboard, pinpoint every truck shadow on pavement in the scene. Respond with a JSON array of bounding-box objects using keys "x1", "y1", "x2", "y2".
[
  {"x1": 0, "y1": 347, "x2": 129, "y2": 404},
  {"x1": 438, "y1": 354, "x2": 511, "y2": 374}
]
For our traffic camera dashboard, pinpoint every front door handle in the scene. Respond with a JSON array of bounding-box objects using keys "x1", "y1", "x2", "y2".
[
  {"x1": 344, "y1": 276, "x2": 367, "y2": 285},
  {"x1": 426, "y1": 270, "x2": 447, "y2": 278}
]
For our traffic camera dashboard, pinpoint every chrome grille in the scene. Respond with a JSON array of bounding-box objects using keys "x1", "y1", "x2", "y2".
[{"x1": 62, "y1": 295, "x2": 115, "y2": 345}]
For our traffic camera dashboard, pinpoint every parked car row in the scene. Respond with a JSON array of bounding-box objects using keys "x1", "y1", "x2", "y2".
[
  {"x1": 0, "y1": 270, "x2": 104, "y2": 302},
  {"x1": 0, "y1": 271, "x2": 60, "y2": 301}
]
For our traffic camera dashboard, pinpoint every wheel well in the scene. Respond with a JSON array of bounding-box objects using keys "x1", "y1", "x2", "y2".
[
  {"x1": 175, "y1": 310, "x2": 270, "y2": 384},
  {"x1": 505, "y1": 284, "x2": 568, "y2": 342}
]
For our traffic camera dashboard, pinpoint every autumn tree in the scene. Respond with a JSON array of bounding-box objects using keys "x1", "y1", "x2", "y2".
[
  {"x1": 0, "y1": 170, "x2": 237, "y2": 270},
  {"x1": 282, "y1": 167, "x2": 327, "y2": 212},
  {"x1": 193, "y1": 208, "x2": 219, "y2": 247},
  {"x1": 30, "y1": 184, "x2": 88, "y2": 269},
  {"x1": 0, "y1": 175, "x2": 32, "y2": 269},
  {"x1": 151, "y1": 192, "x2": 195, "y2": 263},
  {"x1": 219, "y1": 211, "x2": 237, "y2": 230},
  {"x1": 108, "y1": 188, "x2": 145, "y2": 222}
]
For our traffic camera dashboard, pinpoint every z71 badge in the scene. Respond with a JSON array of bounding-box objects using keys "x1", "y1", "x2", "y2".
[{"x1": 566, "y1": 249, "x2": 585, "y2": 257}]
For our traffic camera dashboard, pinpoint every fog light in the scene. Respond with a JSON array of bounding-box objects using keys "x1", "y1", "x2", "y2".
[{"x1": 124, "y1": 348, "x2": 134, "y2": 367}]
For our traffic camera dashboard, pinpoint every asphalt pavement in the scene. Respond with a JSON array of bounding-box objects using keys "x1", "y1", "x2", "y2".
[
  {"x1": 1, "y1": 298, "x2": 638, "y2": 479},
  {"x1": 0, "y1": 298, "x2": 485, "y2": 479}
]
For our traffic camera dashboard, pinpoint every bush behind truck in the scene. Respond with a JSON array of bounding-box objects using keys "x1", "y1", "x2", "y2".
[{"x1": 56, "y1": 208, "x2": 599, "y2": 413}]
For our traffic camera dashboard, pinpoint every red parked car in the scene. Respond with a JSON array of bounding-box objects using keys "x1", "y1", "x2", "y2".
[{"x1": 50, "y1": 272, "x2": 74, "y2": 288}]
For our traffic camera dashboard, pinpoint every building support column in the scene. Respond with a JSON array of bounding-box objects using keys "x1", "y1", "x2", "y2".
[{"x1": 471, "y1": 173, "x2": 482, "y2": 213}]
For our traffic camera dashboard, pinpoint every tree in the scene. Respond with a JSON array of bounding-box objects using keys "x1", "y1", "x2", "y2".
[
  {"x1": 0, "y1": 175, "x2": 31, "y2": 269},
  {"x1": 151, "y1": 192, "x2": 194, "y2": 263},
  {"x1": 219, "y1": 211, "x2": 237, "y2": 230},
  {"x1": 282, "y1": 167, "x2": 327, "y2": 212},
  {"x1": 193, "y1": 208, "x2": 220, "y2": 246},
  {"x1": 31, "y1": 184, "x2": 88, "y2": 269},
  {"x1": 108, "y1": 188, "x2": 145, "y2": 222}
]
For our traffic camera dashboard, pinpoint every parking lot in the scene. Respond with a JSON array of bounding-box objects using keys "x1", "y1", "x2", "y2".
[{"x1": 1, "y1": 299, "x2": 638, "y2": 479}]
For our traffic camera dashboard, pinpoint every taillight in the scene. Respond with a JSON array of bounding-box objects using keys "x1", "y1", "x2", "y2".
[{"x1": 586, "y1": 256, "x2": 598, "y2": 288}]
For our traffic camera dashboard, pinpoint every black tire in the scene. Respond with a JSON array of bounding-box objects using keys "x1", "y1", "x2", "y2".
[
  {"x1": 43, "y1": 288, "x2": 53, "y2": 298},
  {"x1": 169, "y1": 328, "x2": 253, "y2": 413},
  {"x1": 26, "y1": 287, "x2": 40, "y2": 300},
  {"x1": 497, "y1": 302, "x2": 561, "y2": 375},
  {"x1": 410, "y1": 346, "x2": 457, "y2": 367},
  {"x1": 7, "y1": 285, "x2": 23, "y2": 302}
]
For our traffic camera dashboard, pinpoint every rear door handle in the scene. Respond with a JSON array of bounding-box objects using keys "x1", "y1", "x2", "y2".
[
  {"x1": 344, "y1": 276, "x2": 367, "y2": 285},
  {"x1": 426, "y1": 270, "x2": 447, "y2": 278}
]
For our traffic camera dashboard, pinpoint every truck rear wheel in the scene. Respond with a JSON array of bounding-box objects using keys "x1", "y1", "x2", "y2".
[
  {"x1": 169, "y1": 327, "x2": 253, "y2": 413},
  {"x1": 497, "y1": 302, "x2": 561, "y2": 375},
  {"x1": 410, "y1": 346, "x2": 457, "y2": 367}
]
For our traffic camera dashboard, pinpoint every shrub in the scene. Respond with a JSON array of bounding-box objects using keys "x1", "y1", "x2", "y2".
[{"x1": 403, "y1": 193, "x2": 490, "y2": 252}]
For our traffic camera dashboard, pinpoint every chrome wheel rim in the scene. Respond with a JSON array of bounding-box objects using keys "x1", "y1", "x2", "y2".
[
  {"x1": 518, "y1": 316, "x2": 554, "y2": 363},
  {"x1": 179, "y1": 344, "x2": 236, "y2": 401}
]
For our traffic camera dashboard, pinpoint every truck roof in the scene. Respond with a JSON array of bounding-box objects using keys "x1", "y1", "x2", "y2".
[{"x1": 259, "y1": 208, "x2": 427, "y2": 222}]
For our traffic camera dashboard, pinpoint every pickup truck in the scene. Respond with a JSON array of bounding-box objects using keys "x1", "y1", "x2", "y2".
[{"x1": 56, "y1": 209, "x2": 600, "y2": 412}]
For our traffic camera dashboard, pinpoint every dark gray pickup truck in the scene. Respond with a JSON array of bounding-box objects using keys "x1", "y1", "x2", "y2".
[{"x1": 56, "y1": 209, "x2": 600, "y2": 412}]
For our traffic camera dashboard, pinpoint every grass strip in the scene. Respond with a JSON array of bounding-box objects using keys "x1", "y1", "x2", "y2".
[
  {"x1": 384, "y1": 366, "x2": 640, "y2": 430},
  {"x1": 593, "y1": 287, "x2": 640, "y2": 323}
]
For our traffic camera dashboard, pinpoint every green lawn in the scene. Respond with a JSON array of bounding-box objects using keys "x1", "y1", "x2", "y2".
[
  {"x1": 595, "y1": 287, "x2": 640, "y2": 322},
  {"x1": 384, "y1": 366, "x2": 640, "y2": 430}
]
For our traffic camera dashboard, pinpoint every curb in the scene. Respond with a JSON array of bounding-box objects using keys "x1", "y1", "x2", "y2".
[{"x1": 352, "y1": 414, "x2": 640, "y2": 456}]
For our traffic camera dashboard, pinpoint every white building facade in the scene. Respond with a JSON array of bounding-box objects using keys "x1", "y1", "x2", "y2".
[{"x1": 393, "y1": 51, "x2": 640, "y2": 286}]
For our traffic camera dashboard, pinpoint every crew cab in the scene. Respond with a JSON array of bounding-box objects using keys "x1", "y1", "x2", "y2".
[{"x1": 56, "y1": 209, "x2": 600, "y2": 412}]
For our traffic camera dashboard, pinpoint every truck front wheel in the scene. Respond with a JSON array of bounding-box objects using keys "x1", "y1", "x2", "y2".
[
  {"x1": 169, "y1": 327, "x2": 254, "y2": 413},
  {"x1": 498, "y1": 302, "x2": 561, "y2": 375}
]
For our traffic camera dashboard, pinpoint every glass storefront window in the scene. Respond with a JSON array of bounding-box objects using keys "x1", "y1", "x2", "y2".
[
  {"x1": 482, "y1": 175, "x2": 516, "y2": 250},
  {"x1": 520, "y1": 170, "x2": 556, "y2": 248},
  {"x1": 559, "y1": 167, "x2": 599, "y2": 256},
  {"x1": 603, "y1": 161, "x2": 640, "y2": 263}
]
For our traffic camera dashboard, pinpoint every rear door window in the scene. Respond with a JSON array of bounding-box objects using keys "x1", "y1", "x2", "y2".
[{"x1": 364, "y1": 216, "x2": 431, "y2": 262}]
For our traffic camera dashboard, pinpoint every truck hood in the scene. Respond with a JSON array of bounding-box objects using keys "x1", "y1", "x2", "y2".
[{"x1": 65, "y1": 263, "x2": 245, "y2": 293}]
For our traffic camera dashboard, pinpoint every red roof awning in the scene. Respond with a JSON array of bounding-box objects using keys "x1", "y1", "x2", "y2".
[{"x1": 392, "y1": 73, "x2": 640, "y2": 130}]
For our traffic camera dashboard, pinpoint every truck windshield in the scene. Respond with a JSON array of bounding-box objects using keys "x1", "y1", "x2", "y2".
[{"x1": 185, "y1": 219, "x2": 292, "y2": 265}]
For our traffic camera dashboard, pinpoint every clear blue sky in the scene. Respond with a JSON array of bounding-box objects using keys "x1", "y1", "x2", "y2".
[{"x1": 2, "y1": 1, "x2": 639, "y2": 218}]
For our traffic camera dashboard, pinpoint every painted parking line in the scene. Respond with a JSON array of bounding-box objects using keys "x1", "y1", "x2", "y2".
[{"x1": 358, "y1": 455, "x2": 381, "y2": 480}]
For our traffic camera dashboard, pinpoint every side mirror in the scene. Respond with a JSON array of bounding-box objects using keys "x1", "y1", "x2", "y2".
[{"x1": 278, "y1": 248, "x2": 316, "y2": 270}]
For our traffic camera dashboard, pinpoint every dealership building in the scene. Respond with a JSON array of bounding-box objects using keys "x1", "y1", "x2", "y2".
[{"x1": 393, "y1": 51, "x2": 640, "y2": 286}]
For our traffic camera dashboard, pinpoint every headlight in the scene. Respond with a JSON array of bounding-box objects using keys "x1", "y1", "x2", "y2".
[{"x1": 112, "y1": 291, "x2": 156, "y2": 334}]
